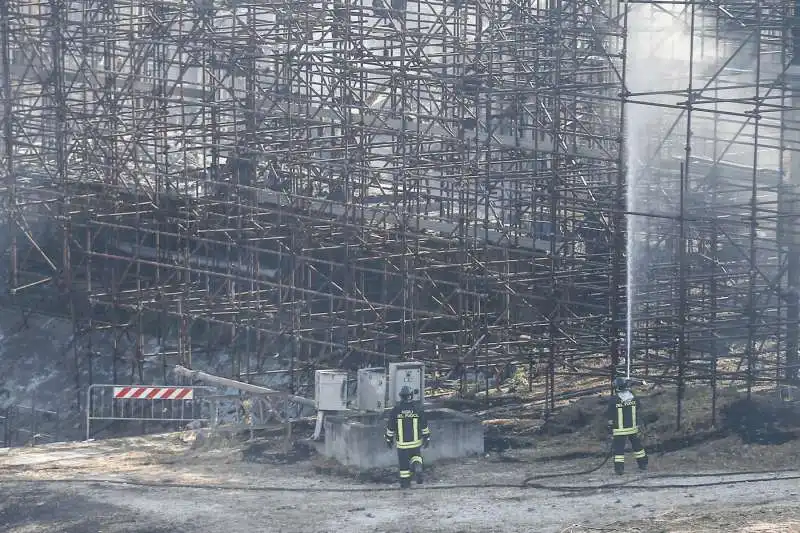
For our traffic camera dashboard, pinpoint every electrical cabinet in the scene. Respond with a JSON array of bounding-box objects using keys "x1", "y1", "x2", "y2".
[
  {"x1": 387, "y1": 362, "x2": 425, "y2": 407},
  {"x1": 356, "y1": 368, "x2": 386, "y2": 412},
  {"x1": 315, "y1": 370, "x2": 349, "y2": 411}
]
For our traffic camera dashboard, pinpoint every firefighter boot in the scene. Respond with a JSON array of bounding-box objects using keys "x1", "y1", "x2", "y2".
[
  {"x1": 399, "y1": 478, "x2": 411, "y2": 489},
  {"x1": 637, "y1": 456, "x2": 649, "y2": 472},
  {"x1": 412, "y1": 462, "x2": 424, "y2": 485},
  {"x1": 614, "y1": 462, "x2": 624, "y2": 476}
]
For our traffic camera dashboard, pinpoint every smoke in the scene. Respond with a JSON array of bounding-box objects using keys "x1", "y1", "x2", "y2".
[{"x1": 624, "y1": 4, "x2": 780, "y2": 366}]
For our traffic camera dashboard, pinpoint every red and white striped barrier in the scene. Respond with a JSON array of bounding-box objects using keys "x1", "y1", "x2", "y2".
[{"x1": 113, "y1": 386, "x2": 194, "y2": 400}]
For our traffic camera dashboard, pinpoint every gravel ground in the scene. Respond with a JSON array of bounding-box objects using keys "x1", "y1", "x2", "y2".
[{"x1": 1, "y1": 436, "x2": 799, "y2": 533}]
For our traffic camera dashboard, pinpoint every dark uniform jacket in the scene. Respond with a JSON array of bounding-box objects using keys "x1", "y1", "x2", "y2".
[
  {"x1": 606, "y1": 390, "x2": 640, "y2": 436},
  {"x1": 385, "y1": 401, "x2": 431, "y2": 449}
]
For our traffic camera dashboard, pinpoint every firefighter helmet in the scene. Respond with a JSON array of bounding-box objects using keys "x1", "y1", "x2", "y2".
[
  {"x1": 613, "y1": 377, "x2": 629, "y2": 391},
  {"x1": 399, "y1": 386, "x2": 413, "y2": 400}
]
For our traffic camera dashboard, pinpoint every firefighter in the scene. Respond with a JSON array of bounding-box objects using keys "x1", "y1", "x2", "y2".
[
  {"x1": 384, "y1": 386, "x2": 431, "y2": 488},
  {"x1": 606, "y1": 376, "x2": 648, "y2": 475}
]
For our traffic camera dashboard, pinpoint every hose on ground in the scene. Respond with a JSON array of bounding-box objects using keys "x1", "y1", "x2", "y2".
[
  {"x1": 2, "y1": 468, "x2": 798, "y2": 494},
  {"x1": 521, "y1": 440, "x2": 613, "y2": 484}
]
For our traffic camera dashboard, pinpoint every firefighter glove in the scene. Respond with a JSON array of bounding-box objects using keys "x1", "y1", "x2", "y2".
[
  {"x1": 385, "y1": 438, "x2": 393, "y2": 448},
  {"x1": 423, "y1": 437, "x2": 431, "y2": 449}
]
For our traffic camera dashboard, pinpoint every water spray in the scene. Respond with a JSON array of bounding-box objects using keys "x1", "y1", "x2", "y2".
[{"x1": 626, "y1": 334, "x2": 631, "y2": 380}]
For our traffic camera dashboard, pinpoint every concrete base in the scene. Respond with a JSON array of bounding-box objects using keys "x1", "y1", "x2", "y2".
[{"x1": 322, "y1": 408, "x2": 484, "y2": 469}]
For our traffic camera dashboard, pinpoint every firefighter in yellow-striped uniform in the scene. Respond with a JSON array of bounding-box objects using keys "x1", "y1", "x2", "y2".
[
  {"x1": 385, "y1": 386, "x2": 431, "y2": 488},
  {"x1": 606, "y1": 377, "x2": 648, "y2": 475}
]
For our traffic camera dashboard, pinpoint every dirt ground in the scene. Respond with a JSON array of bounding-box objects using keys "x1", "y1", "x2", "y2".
[{"x1": 2, "y1": 385, "x2": 800, "y2": 533}]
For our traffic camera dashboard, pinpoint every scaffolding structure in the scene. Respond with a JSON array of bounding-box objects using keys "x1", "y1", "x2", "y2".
[
  {"x1": 624, "y1": 0, "x2": 798, "y2": 423},
  {"x1": 0, "y1": 0, "x2": 797, "y2": 413}
]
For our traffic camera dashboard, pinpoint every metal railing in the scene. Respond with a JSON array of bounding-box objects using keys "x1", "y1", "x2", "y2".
[
  {"x1": 1, "y1": 403, "x2": 63, "y2": 447},
  {"x1": 85, "y1": 384, "x2": 213, "y2": 440}
]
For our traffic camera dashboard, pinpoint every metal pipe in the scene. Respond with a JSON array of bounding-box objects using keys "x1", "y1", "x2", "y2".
[{"x1": 172, "y1": 365, "x2": 316, "y2": 408}]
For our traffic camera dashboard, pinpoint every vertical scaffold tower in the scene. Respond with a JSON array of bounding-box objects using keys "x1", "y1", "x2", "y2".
[{"x1": 622, "y1": 0, "x2": 795, "y2": 424}]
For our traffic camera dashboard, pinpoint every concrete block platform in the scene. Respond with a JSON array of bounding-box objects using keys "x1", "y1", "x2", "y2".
[{"x1": 322, "y1": 408, "x2": 484, "y2": 469}]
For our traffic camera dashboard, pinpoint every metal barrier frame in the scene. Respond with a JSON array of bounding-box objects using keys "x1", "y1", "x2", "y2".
[
  {"x1": 10, "y1": 404, "x2": 61, "y2": 446},
  {"x1": 0, "y1": 403, "x2": 63, "y2": 448},
  {"x1": 85, "y1": 384, "x2": 213, "y2": 440},
  {"x1": 0, "y1": 411, "x2": 8, "y2": 447}
]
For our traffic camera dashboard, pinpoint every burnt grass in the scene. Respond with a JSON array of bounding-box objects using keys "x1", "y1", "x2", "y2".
[
  {"x1": 483, "y1": 386, "x2": 800, "y2": 456},
  {"x1": 242, "y1": 439, "x2": 314, "y2": 465},
  {"x1": 312, "y1": 456, "x2": 443, "y2": 485},
  {"x1": 0, "y1": 484, "x2": 176, "y2": 533}
]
